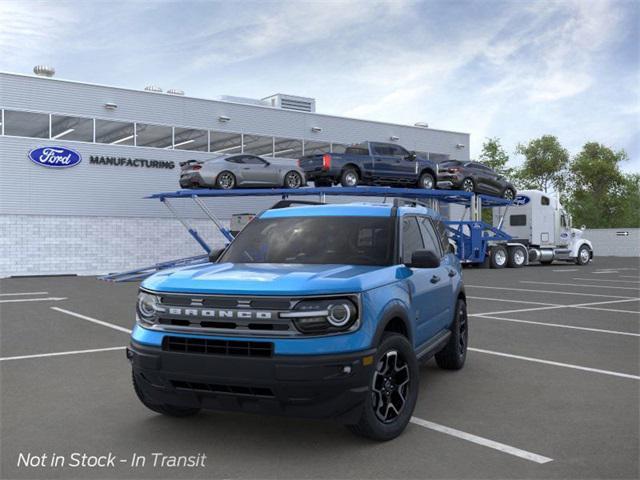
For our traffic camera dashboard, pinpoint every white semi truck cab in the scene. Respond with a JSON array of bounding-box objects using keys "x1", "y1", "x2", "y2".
[{"x1": 493, "y1": 190, "x2": 593, "y2": 266}]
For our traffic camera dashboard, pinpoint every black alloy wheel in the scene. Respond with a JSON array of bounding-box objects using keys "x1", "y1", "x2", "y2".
[
  {"x1": 462, "y1": 178, "x2": 475, "y2": 192},
  {"x1": 216, "y1": 171, "x2": 236, "y2": 189},
  {"x1": 372, "y1": 350, "x2": 411, "y2": 423},
  {"x1": 284, "y1": 171, "x2": 303, "y2": 189}
]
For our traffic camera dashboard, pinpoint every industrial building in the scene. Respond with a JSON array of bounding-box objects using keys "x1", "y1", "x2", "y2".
[{"x1": 0, "y1": 69, "x2": 470, "y2": 277}]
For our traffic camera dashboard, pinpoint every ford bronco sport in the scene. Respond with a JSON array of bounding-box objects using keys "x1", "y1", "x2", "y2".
[{"x1": 128, "y1": 201, "x2": 468, "y2": 440}]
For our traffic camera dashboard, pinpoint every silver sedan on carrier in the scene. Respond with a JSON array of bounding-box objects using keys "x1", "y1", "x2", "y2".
[{"x1": 179, "y1": 154, "x2": 307, "y2": 189}]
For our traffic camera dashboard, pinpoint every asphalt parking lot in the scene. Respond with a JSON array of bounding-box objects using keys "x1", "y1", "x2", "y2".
[{"x1": 1, "y1": 257, "x2": 638, "y2": 479}]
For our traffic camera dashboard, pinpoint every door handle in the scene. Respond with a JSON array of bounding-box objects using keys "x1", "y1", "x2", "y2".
[
  {"x1": 430, "y1": 275, "x2": 440, "y2": 284},
  {"x1": 243, "y1": 167, "x2": 251, "y2": 170},
  {"x1": 448, "y1": 269, "x2": 457, "y2": 277}
]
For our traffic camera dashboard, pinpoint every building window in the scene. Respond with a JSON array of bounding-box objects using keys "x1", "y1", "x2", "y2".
[
  {"x1": 173, "y1": 127, "x2": 208, "y2": 151},
  {"x1": 303, "y1": 140, "x2": 331, "y2": 155},
  {"x1": 3, "y1": 110, "x2": 49, "y2": 138},
  {"x1": 135, "y1": 123, "x2": 173, "y2": 148},
  {"x1": 273, "y1": 137, "x2": 303, "y2": 159},
  {"x1": 95, "y1": 119, "x2": 135, "y2": 145},
  {"x1": 50, "y1": 114, "x2": 93, "y2": 142},
  {"x1": 243, "y1": 134, "x2": 274, "y2": 156},
  {"x1": 210, "y1": 131, "x2": 243, "y2": 154}
]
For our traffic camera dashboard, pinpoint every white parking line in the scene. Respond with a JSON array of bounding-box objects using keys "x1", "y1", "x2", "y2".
[
  {"x1": 469, "y1": 348, "x2": 640, "y2": 380},
  {"x1": 467, "y1": 296, "x2": 560, "y2": 307},
  {"x1": 473, "y1": 297, "x2": 640, "y2": 317},
  {"x1": 620, "y1": 275, "x2": 640, "y2": 279},
  {"x1": 473, "y1": 315, "x2": 640, "y2": 337},
  {"x1": 51, "y1": 307, "x2": 132, "y2": 334},
  {"x1": 0, "y1": 297, "x2": 67, "y2": 304},
  {"x1": 0, "y1": 346, "x2": 125, "y2": 362},
  {"x1": 572, "y1": 278, "x2": 640, "y2": 284},
  {"x1": 410, "y1": 417, "x2": 553, "y2": 464},
  {"x1": 466, "y1": 285, "x2": 637, "y2": 299},
  {"x1": 0, "y1": 291, "x2": 49, "y2": 296},
  {"x1": 552, "y1": 269, "x2": 579, "y2": 272},
  {"x1": 520, "y1": 281, "x2": 640, "y2": 291},
  {"x1": 472, "y1": 305, "x2": 565, "y2": 316}
]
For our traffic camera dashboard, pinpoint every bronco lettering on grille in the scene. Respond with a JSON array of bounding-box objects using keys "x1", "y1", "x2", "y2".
[{"x1": 159, "y1": 307, "x2": 273, "y2": 320}]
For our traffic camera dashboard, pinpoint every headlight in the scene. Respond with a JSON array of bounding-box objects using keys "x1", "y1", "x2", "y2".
[
  {"x1": 282, "y1": 297, "x2": 358, "y2": 334},
  {"x1": 136, "y1": 291, "x2": 159, "y2": 325}
]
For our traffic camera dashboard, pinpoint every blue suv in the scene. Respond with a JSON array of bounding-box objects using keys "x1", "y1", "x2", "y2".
[{"x1": 128, "y1": 201, "x2": 468, "y2": 440}]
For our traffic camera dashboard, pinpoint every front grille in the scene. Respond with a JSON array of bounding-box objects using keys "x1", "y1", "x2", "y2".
[
  {"x1": 163, "y1": 336, "x2": 273, "y2": 357},
  {"x1": 171, "y1": 380, "x2": 274, "y2": 398}
]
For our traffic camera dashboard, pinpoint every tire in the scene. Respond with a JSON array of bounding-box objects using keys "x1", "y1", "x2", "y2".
[
  {"x1": 461, "y1": 177, "x2": 475, "y2": 192},
  {"x1": 216, "y1": 171, "x2": 236, "y2": 189},
  {"x1": 435, "y1": 298, "x2": 468, "y2": 370},
  {"x1": 132, "y1": 371, "x2": 200, "y2": 417},
  {"x1": 418, "y1": 172, "x2": 435, "y2": 190},
  {"x1": 340, "y1": 168, "x2": 359, "y2": 187},
  {"x1": 507, "y1": 246, "x2": 526, "y2": 268},
  {"x1": 283, "y1": 170, "x2": 303, "y2": 189},
  {"x1": 503, "y1": 188, "x2": 516, "y2": 201},
  {"x1": 576, "y1": 245, "x2": 591, "y2": 265},
  {"x1": 347, "y1": 333, "x2": 419, "y2": 441},
  {"x1": 490, "y1": 245, "x2": 508, "y2": 269}
]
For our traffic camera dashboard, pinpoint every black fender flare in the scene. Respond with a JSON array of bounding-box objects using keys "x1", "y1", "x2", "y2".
[{"x1": 371, "y1": 301, "x2": 413, "y2": 347}]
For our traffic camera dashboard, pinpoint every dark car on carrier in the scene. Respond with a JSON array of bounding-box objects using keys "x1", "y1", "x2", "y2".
[
  {"x1": 437, "y1": 160, "x2": 516, "y2": 200},
  {"x1": 298, "y1": 141, "x2": 439, "y2": 189}
]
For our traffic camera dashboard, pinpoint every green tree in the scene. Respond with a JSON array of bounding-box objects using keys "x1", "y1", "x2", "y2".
[
  {"x1": 479, "y1": 137, "x2": 513, "y2": 176},
  {"x1": 516, "y1": 135, "x2": 569, "y2": 193},
  {"x1": 565, "y1": 142, "x2": 638, "y2": 228}
]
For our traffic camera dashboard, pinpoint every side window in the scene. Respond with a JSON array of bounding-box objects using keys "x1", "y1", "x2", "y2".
[
  {"x1": 510, "y1": 215, "x2": 527, "y2": 226},
  {"x1": 541, "y1": 196, "x2": 550, "y2": 206},
  {"x1": 418, "y1": 217, "x2": 442, "y2": 257},
  {"x1": 241, "y1": 155, "x2": 267, "y2": 165},
  {"x1": 226, "y1": 156, "x2": 244, "y2": 164},
  {"x1": 433, "y1": 219, "x2": 451, "y2": 253},
  {"x1": 402, "y1": 217, "x2": 424, "y2": 262},
  {"x1": 561, "y1": 214, "x2": 567, "y2": 228},
  {"x1": 390, "y1": 145, "x2": 410, "y2": 158}
]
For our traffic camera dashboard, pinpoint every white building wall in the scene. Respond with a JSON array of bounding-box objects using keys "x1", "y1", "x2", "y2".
[
  {"x1": 0, "y1": 215, "x2": 229, "y2": 278},
  {"x1": 584, "y1": 228, "x2": 640, "y2": 257}
]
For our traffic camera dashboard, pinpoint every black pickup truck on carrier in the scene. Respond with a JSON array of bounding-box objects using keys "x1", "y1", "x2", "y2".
[{"x1": 298, "y1": 141, "x2": 439, "y2": 189}]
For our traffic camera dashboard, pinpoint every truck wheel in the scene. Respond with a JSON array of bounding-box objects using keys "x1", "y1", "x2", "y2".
[
  {"x1": 216, "y1": 171, "x2": 236, "y2": 189},
  {"x1": 435, "y1": 298, "x2": 468, "y2": 370},
  {"x1": 507, "y1": 246, "x2": 526, "y2": 268},
  {"x1": 347, "y1": 333, "x2": 419, "y2": 441},
  {"x1": 132, "y1": 371, "x2": 200, "y2": 417},
  {"x1": 284, "y1": 171, "x2": 303, "y2": 189},
  {"x1": 576, "y1": 245, "x2": 591, "y2": 265},
  {"x1": 490, "y1": 245, "x2": 507, "y2": 269},
  {"x1": 462, "y1": 178, "x2": 475, "y2": 192},
  {"x1": 340, "y1": 168, "x2": 359, "y2": 187},
  {"x1": 418, "y1": 172, "x2": 435, "y2": 190}
]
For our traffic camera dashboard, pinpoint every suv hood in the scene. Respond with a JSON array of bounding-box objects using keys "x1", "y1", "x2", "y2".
[{"x1": 142, "y1": 262, "x2": 399, "y2": 295}]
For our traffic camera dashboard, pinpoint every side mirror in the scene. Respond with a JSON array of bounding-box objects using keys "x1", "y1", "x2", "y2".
[
  {"x1": 208, "y1": 248, "x2": 224, "y2": 263},
  {"x1": 407, "y1": 151, "x2": 417, "y2": 161},
  {"x1": 405, "y1": 250, "x2": 440, "y2": 269},
  {"x1": 581, "y1": 225, "x2": 586, "y2": 231}
]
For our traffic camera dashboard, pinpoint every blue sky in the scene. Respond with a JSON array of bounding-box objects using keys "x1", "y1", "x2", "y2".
[{"x1": 1, "y1": 0, "x2": 638, "y2": 171}]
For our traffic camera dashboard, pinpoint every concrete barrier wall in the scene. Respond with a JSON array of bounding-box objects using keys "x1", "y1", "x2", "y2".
[{"x1": 584, "y1": 228, "x2": 640, "y2": 257}]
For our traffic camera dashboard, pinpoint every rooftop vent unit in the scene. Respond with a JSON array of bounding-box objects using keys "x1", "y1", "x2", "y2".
[
  {"x1": 262, "y1": 94, "x2": 316, "y2": 113},
  {"x1": 414, "y1": 122, "x2": 429, "y2": 128},
  {"x1": 167, "y1": 89, "x2": 185, "y2": 96},
  {"x1": 33, "y1": 65, "x2": 55, "y2": 77},
  {"x1": 144, "y1": 85, "x2": 163, "y2": 93}
]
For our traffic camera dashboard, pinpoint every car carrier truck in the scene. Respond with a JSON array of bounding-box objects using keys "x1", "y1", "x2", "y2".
[{"x1": 489, "y1": 189, "x2": 593, "y2": 267}]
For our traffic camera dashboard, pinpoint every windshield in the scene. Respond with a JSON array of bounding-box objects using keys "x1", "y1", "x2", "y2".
[{"x1": 220, "y1": 216, "x2": 395, "y2": 266}]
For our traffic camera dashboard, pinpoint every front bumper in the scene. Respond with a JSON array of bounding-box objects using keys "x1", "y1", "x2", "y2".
[{"x1": 129, "y1": 340, "x2": 375, "y2": 423}]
